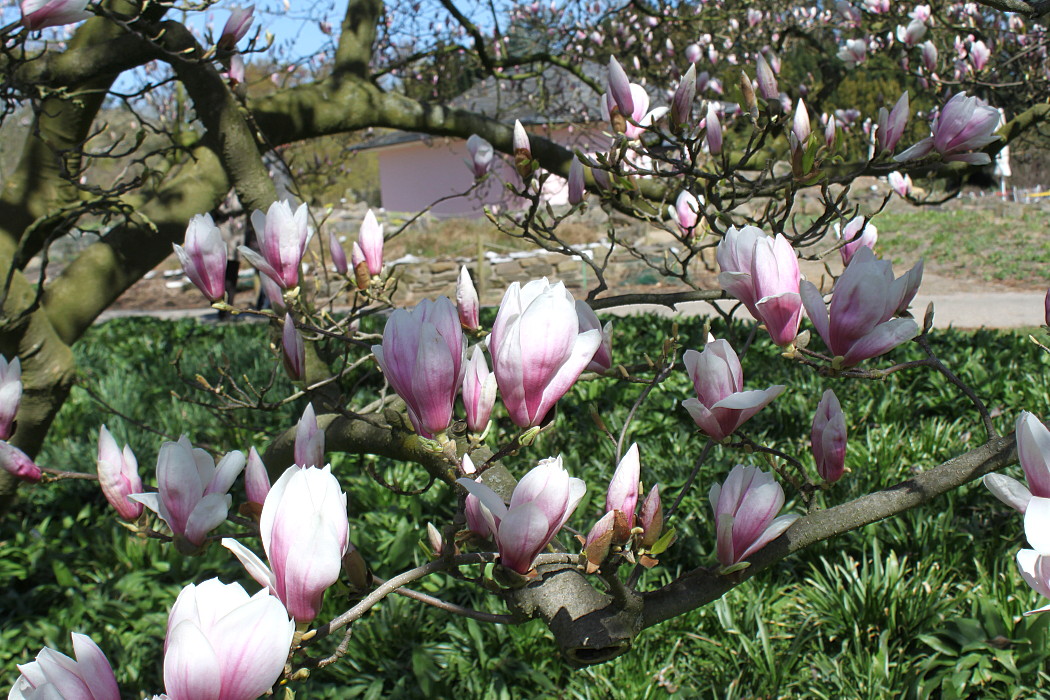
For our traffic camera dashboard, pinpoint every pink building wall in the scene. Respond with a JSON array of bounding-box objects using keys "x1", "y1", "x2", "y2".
[{"x1": 375, "y1": 126, "x2": 609, "y2": 218}]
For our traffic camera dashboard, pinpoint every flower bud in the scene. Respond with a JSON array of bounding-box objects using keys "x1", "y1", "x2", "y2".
[
  {"x1": 281, "y1": 314, "x2": 305, "y2": 381},
  {"x1": 639, "y1": 484, "x2": 663, "y2": 548},
  {"x1": 513, "y1": 120, "x2": 533, "y2": 179},
  {"x1": 755, "y1": 53, "x2": 779, "y2": 100},
  {"x1": 245, "y1": 446, "x2": 270, "y2": 506},
  {"x1": 174, "y1": 214, "x2": 228, "y2": 303},
  {"x1": 0, "y1": 355, "x2": 21, "y2": 441},
  {"x1": 97, "y1": 425, "x2": 143, "y2": 520},
  {"x1": 466, "y1": 134, "x2": 494, "y2": 178},
  {"x1": 218, "y1": 6, "x2": 254, "y2": 51},
  {"x1": 329, "y1": 231, "x2": 348, "y2": 275},
  {"x1": 0, "y1": 440, "x2": 40, "y2": 483},
  {"x1": 567, "y1": 156, "x2": 586, "y2": 205},
  {"x1": 811, "y1": 389, "x2": 847, "y2": 483},
  {"x1": 672, "y1": 64, "x2": 697, "y2": 129},
  {"x1": 294, "y1": 403, "x2": 325, "y2": 468}
]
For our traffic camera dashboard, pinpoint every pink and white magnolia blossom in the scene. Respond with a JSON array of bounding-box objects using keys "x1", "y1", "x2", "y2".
[
  {"x1": 800, "y1": 247, "x2": 923, "y2": 367},
  {"x1": 97, "y1": 425, "x2": 143, "y2": 521},
  {"x1": 875, "y1": 92, "x2": 910, "y2": 155},
  {"x1": 575, "y1": 300, "x2": 613, "y2": 373},
  {"x1": 601, "y1": 59, "x2": 667, "y2": 139},
  {"x1": 710, "y1": 464, "x2": 799, "y2": 568},
  {"x1": 921, "y1": 40, "x2": 938, "y2": 73},
  {"x1": 717, "y1": 226, "x2": 803, "y2": 347},
  {"x1": 173, "y1": 214, "x2": 227, "y2": 303},
  {"x1": 670, "y1": 190, "x2": 702, "y2": 239},
  {"x1": 466, "y1": 134, "x2": 494, "y2": 178},
  {"x1": 244, "y1": 446, "x2": 270, "y2": 506},
  {"x1": 294, "y1": 403, "x2": 325, "y2": 468},
  {"x1": 462, "y1": 346, "x2": 497, "y2": 433},
  {"x1": 1015, "y1": 498, "x2": 1050, "y2": 614},
  {"x1": 605, "y1": 443, "x2": 640, "y2": 530},
  {"x1": 896, "y1": 92, "x2": 1001, "y2": 165},
  {"x1": 970, "y1": 40, "x2": 991, "y2": 71},
  {"x1": 239, "y1": 200, "x2": 310, "y2": 290},
  {"x1": 217, "y1": 6, "x2": 254, "y2": 50},
  {"x1": 0, "y1": 354, "x2": 21, "y2": 441},
  {"x1": 671, "y1": 64, "x2": 697, "y2": 129},
  {"x1": 457, "y1": 266, "x2": 480, "y2": 331},
  {"x1": 811, "y1": 390, "x2": 847, "y2": 484},
  {"x1": 0, "y1": 440, "x2": 40, "y2": 483},
  {"x1": 20, "y1": 0, "x2": 92, "y2": 31},
  {"x1": 489, "y1": 279, "x2": 601, "y2": 428},
  {"x1": 129, "y1": 437, "x2": 245, "y2": 547},
  {"x1": 984, "y1": 413, "x2": 1050, "y2": 514},
  {"x1": 163, "y1": 579, "x2": 294, "y2": 700},
  {"x1": 837, "y1": 38, "x2": 867, "y2": 68},
  {"x1": 887, "y1": 171, "x2": 912, "y2": 197},
  {"x1": 458, "y1": 455, "x2": 585, "y2": 574},
  {"x1": 328, "y1": 231, "x2": 348, "y2": 275},
  {"x1": 282, "y1": 314, "x2": 305, "y2": 381},
  {"x1": 223, "y1": 465, "x2": 349, "y2": 622},
  {"x1": 372, "y1": 297, "x2": 466, "y2": 438},
  {"x1": 682, "y1": 339, "x2": 785, "y2": 442},
  {"x1": 11, "y1": 632, "x2": 120, "y2": 700},
  {"x1": 513, "y1": 120, "x2": 533, "y2": 178},
  {"x1": 896, "y1": 18, "x2": 927, "y2": 47},
  {"x1": 357, "y1": 210, "x2": 384, "y2": 277},
  {"x1": 834, "y1": 216, "x2": 878, "y2": 265},
  {"x1": 755, "y1": 53, "x2": 778, "y2": 100},
  {"x1": 705, "y1": 103, "x2": 723, "y2": 154},
  {"x1": 567, "y1": 156, "x2": 586, "y2": 205}
]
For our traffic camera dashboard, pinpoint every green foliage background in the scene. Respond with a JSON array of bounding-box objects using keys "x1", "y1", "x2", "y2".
[{"x1": 2, "y1": 315, "x2": 1050, "y2": 698}]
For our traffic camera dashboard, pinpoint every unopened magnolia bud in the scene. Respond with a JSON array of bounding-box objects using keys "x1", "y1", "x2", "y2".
[
  {"x1": 567, "y1": 156, "x2": 586, "y2": 205},
  {"x1": 427, "y1": 522, "x2": 445, "y2": 556},
  {"x1": 740, "y1": 71, "x2": 758, "y2": 121},
  {"x1": 584, "y1": 511, "x2": 616, "y2": 573},
  {"x1": 924, "y1": 302, "x2": 935, "y2": 334},
  {"x1": 794, "y1": 329, "x2": 811, "y2": 351},
  {"x1": 512, "y1": 120, "x2": 533, "y2": 179},
  {"x1": 342, "y1": 547, "x2": 371, "y2": 593},
  {"x1": 639, "y1": 484, "x2": 663, "y2": 548}
]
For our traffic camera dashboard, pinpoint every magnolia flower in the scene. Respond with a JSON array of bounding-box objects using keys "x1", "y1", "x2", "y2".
[
  {"x1": 717, "y1": 226, "x2": 803, "y2": 347},
  {"x1": 217, "y1": 6, "x2": 254, "y2": 50},
  {"x1": 462, "y1": 346, "x2": 497, "y2": 433},
  {"x1": 329, "y1": 231, "x2": 348, "y2": 275},
  {"x1": 800, "y1": 247, "x2": 923, "y2": 367},
  {"x1": 710, "y1": 464, "x2": 799, "y2": 568},
  {"x1": 921, "y1": 41, "x2": 938, "y2": 72},
  {"x1": 567, "y1": 157, "x2": 586, "y2": 205},
  {"x1": 372, "y1": 297, "x2": 466, "y2": 438},
  {"x1": 11, "y1": 633, "x2": 120, "y2": 699},
  {"x1": 174, "y1": 214, "x2": 227, "y2": 303},
  {"x1": 20, "y1": 0, "x2": 92, "y2": 31},
  {"x1": 671, "y1": 190, "x2": 702, "y2": 239},
  {"x1": 513, "y1": 120, "x2": 533, "y2": 179},
  {"x1": 1015, "y1": 499, "x2": 1050, "y2": 614},
  {"x1": 605, "y1": 443, "x2": 640, "y2": 532},
  {"x1": 294, "y1": 403, "x2": 325, "y2": 468},
  {"x1": 875, "y1": 92, "x2": 909, "y2": 155},
  {"x1": 755, "y1": 53, "x2": 778, "y2": 100},
  {"x1": 834, "y1": 216, "x2": 878, "y2": 265},
  {"x1": 457, "y1": 266, "x2": 480, "y2": 331},
  {"x1": 282, "y1": 314, "x2": 305, "y2": 381},
  {"x1": 812, "y1": 390, "x2": 847, "y2": 483},
  {"x1": 682, "y1": 338, "x2": 785, "y2": 441},
  {"x1": 984, "y1": 413, "x2": 1050, "y2": 513},
  {"x1": 239, "y1": 200, "x2": 310, "y2": 290},
  {"x1": 163, "y1": 579, "x2": 294, "y2": 700},
  {"x1": 897, "y1": 18, "x2": 927, "y2": 47},
  {"x1": 459, "y1": 455, "x2": 585, "y2": 574},
  {"x1": 671, "y1": 64, "x2": 697, "y2": 129},
  {"x1": 970, "y1": 39, "x2": 990, "y2": 71},
  {"x1": 244, "y1": 446, "x2": 270, "y2": 506},
  {"x1": 0, "y1": 355, "x2": 22, "y2": 441},
  {"x1": 489, "y1": 279, "x2": 601, "y2": 428},
  {"x1": 602, "y1": 58, "x2": 667, "y2": 139},
  {"x1": 97, "y1": 425, "x2": 143, "y2": 521},
  {"x1": 223, "y1": 466, "x2": 349, "y2": 622},
  {"x1": 357, "y1": 210, "x2": 384, "y2": 278},
  {"x1": 705, "y1": 103, "x2": 722, "y2": 154},
  {"x1": 887, "y1": 171, "x2": 912, "y2": 197},
  {"x1": 466, "y1": 134, "x2": 494, "y2": 178},
  {"x1": 575, "y1": 300, "x2": 613, "y2": 373},
  {"x1": 0, "y1": 440, "x2": 41, "y2": 483},
  {"x1": 130, "y1": 437, "x2": 245, "y2": 547},
  {"x1": 837, "y1": 39, "x2": 867, "y2": 68},
  {"x1": 896, "y1": 92, "x2": 1001, "y2": 165}
]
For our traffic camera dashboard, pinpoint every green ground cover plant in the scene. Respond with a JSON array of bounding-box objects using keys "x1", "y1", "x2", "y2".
[{"x1": 2, "y1": 315, "x2": 1048, "y2": 699}]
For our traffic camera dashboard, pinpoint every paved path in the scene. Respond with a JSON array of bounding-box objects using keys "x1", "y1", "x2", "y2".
[{"x1": 98, "y1": 274, "x2": 1048, "y2": 330}]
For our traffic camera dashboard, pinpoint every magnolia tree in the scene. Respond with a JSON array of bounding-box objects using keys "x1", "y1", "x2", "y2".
[{"x1": 3, "y1": 0, "x2": 1050, "y2": 695}]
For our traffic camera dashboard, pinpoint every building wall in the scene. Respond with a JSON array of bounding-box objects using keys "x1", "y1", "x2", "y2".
[{"x1": 376, "y1": 126, "x2": 610, "y2": 218}]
